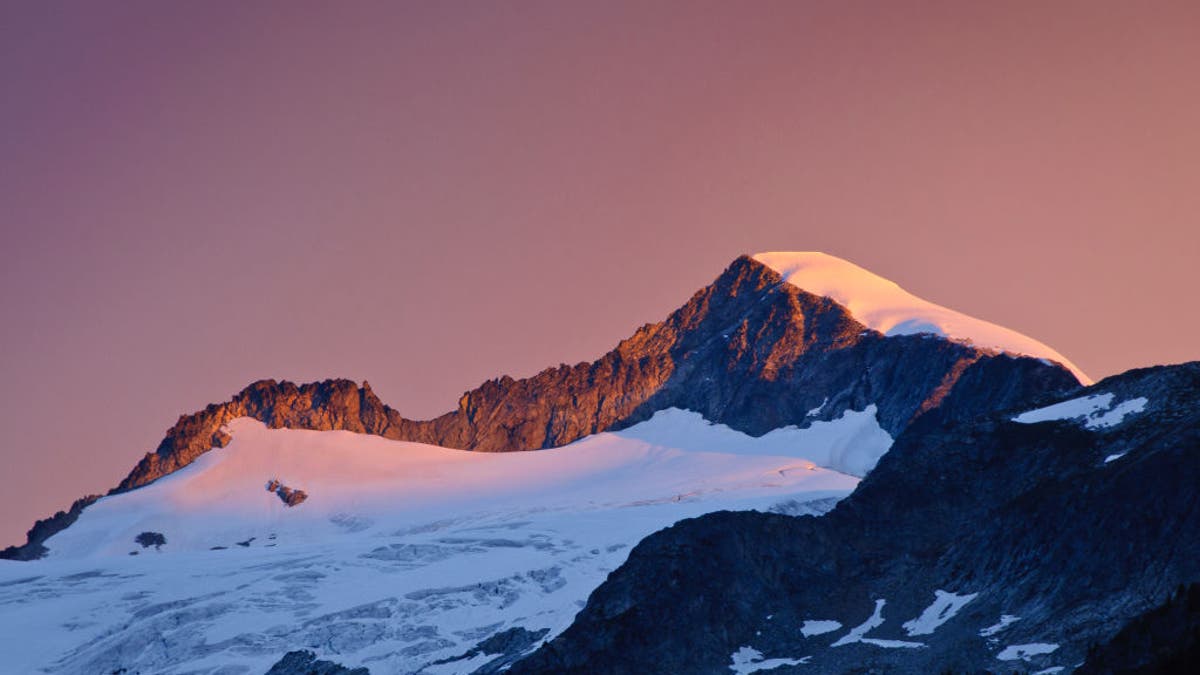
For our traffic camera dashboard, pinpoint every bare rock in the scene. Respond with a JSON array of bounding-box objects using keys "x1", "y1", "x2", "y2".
[{"x1": 266, "y1": 479, "x2": 308, "y2": 507}]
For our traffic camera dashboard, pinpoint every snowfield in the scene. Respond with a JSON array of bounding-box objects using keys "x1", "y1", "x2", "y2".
[
  {"x1": 754, "y1": 252, "x2": 1090, "y2": 384},
  {"x1": 1013, "y1": 392, "x2": 1149, "y2": 430},
  {"x1": 0, "y1": 409, "x2": 864, "y2": 674},
  {"x1": 901, "y1": 590, "x2": 978, "y2": 637}
]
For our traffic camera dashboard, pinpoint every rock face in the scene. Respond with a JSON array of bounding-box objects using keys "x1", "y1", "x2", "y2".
[
  {"x1": 3, "y1": 255, "x2": 1079, "y2": 558},
  {"x1": 511, "y1": 362, "x2": 1200, "y2": 675}
]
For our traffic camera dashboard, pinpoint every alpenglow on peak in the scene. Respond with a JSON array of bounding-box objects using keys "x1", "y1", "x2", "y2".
[{"x1": 752, "y1": 251, "x2": 1089, "y2": 384}]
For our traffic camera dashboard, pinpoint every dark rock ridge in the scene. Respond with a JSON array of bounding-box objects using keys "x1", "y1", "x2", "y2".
[
  {"x1": 510, "y1": 362, "x2": 1200, "y2": 674},
  {"x1": 0, "y1": 495, "x2": 100, "y2": 560},
  {"x1": 424, "y1": 627, "x2": 551, "y2": 674},
  {"x1": 264, "y1": 650, "x2": 369, "y2": 675},
  {"x1": 3, "y1": 255, "x2": 1078, "y2": 558}
]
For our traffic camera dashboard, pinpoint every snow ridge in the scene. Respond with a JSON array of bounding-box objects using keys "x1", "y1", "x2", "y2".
[{"x1": 753, "y1": 252, "x2": 1089, "y2": 384}]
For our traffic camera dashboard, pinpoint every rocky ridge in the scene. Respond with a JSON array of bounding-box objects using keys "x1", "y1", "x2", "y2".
[
  {"x1": 114, "y1": 256, "x2": 1080, "y2": 493},
  {"x1": 0, "y1": 495, "x2": 100, "y2": 561}
]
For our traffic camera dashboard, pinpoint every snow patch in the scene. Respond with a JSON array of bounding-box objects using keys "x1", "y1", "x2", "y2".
[
  {"x1": 1013, "y1": 394, "x2": 1148, "y2": 430},
  {"x1": 997, "y1": 643, "x2": 1060, "y2": 661},
  {"x1": 1014, "y1": 393, "x2": 1113, "y2": 424},
  {"x1": 800, "y1": 620, "x2": 842, "y2": 637},
  {"x1": 728, "y1": 646, "x2": 809, "y2": 673},
  {"x1": 806, "y1": 398, "x2": 828, "y2": 417},
  {"x1": 1104, "y1": 452, "x2": 1127, "y2": 464},
  {"x1": 616, "y1": 406, "x2": 893, "y2": 477},
  {"x1": 832, "y1": 599, "x2": 887, "y2": 647},
  {"x1": 902, "y1": 590, "x2": 978, "y2": 636},
  {"x1": 1090, "y1": 397, "x2": 1149, "y2": 428},
  {"x1": 753, "y1": 252, "x2": 1089, "y2": 384},
  {"x1": 979, "y1": 614, "x2": 1020, "y2": 638},
  {"x1": 858, "y1": 638, "x2": 925, "y2": 649},
  {"x1": 831, "y1": 599, "x2": 924, "y2": 649},
  {"x1": 1032, "y1": 668, "x2": 1065, "y2": 675}
]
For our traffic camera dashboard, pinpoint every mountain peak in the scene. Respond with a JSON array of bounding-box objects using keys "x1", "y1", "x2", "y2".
[
  {"x1": 3, "y1": 251, "x2": 1082, "y2": 561},
  {"x1": 752, "y1": 251, "x2": 1090, "y2": 384}
]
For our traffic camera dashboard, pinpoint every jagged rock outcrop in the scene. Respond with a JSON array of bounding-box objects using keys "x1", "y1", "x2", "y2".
[
  {"x1": 5, "y1": 255, "x2": 1079, "y2": 558},
  {"x1": 511, "y1": 362, "x2": 1200, "y2": 675},
  {"x1": 425, "y1": 627, "x2": 551, "y2": 674},
  {"x1": 264, "y1": 650, "x2": 369, "y2": 675},
  {"x1": 266, "y1": 479, "x2": 308, "y2": 507},
  {"x1": 115, "y1": 379, "x2": 401, "y2": 493}
]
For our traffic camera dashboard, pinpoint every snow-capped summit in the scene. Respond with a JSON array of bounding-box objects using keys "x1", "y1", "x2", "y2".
[
  {"x1": 753, "y1": 252, "x2": 1090, "y2": 384},
  {"x1": 0, "y1": 251, "x2": 1101, "y2": 674},
  {"x1": 3, "y1": 253, "x2": 1084, "y2": 563}
]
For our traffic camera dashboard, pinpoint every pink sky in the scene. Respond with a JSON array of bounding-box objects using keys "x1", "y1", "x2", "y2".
[{"x1": 1, "y1": 1, "x2": 1198, "y2": 547}]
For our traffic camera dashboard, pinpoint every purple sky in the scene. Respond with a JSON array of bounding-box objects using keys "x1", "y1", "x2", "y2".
[{"x1": 2, "y1": 1, "x2": 1198, "y2": 547}]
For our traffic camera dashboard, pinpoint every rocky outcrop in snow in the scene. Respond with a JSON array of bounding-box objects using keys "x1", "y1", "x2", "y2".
[
  {"x1": 266, "y1": 479, "x2": 308, "y2": 507},
  {"x1": 265, "y1": 650, "x2": 368, "y2": 675}
]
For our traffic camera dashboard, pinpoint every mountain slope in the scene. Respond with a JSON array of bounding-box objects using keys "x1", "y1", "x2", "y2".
[{"x1": 511, "y1": 362, "x2": 1200, "y2": 674}]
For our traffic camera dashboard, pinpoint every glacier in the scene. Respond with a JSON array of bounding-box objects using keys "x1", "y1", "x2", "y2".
[{"x1": 0, "y1": 409, "x2": 870, "y2": 674}]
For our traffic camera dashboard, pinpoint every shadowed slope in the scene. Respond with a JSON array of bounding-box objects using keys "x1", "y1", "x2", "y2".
[{"x1": 511, "y1": 363, "x2": 1200, "y2": 675}]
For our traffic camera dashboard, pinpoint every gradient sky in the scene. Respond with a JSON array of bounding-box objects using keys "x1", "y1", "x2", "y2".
[{"x1": 2, "y1": 1, "x2": 1198, "y2": 547}]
